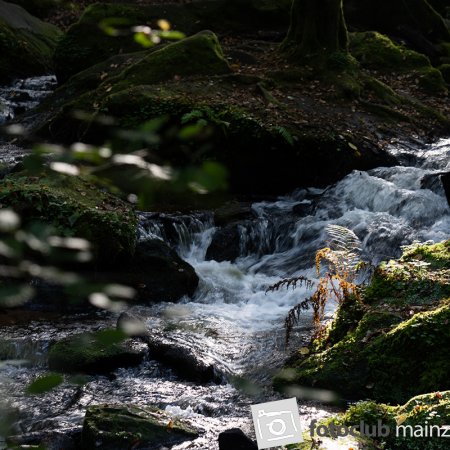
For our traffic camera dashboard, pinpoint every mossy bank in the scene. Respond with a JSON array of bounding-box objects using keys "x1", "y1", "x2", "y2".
[{"x1": 275, "y1": 241, "x2": 450, "y2": 405}]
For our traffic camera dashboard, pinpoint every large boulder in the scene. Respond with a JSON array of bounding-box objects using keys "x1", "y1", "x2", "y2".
[
  {"x1": 0, "y1": 0, "x2": 61, "y2": 83},
  {"x1": 81, "y1": 404, "x2": 198, "y2": 450},
  {"x1": 119, "y1": 238, "x2": 199, "y2": 303},
  {"x1": 48, "y1": 329, "x2": 147, "y2": 374}
]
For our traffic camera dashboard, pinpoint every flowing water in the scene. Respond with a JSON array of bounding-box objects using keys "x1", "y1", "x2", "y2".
[
  {"x1": 0, "y1": 76, "x2": 56, "y2": 126},
  {"x1": 0, "y1": 84, "x2": 449, "y2": 449}
]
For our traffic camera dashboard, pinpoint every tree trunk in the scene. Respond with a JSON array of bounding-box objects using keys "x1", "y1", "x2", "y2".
[{"x1": 281, "y1": 0, "x2": 348, "y2": 60}]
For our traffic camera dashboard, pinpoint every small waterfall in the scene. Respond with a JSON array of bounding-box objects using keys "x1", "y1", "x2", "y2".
[{"x1": 0, "y1": 76, "x2": 56, "y2": 125}]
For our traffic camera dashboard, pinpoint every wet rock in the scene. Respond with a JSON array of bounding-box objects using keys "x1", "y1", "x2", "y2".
[
  {"x1": 292, "y1": 200, "x2": 314, "y2": 216},
  {"x1": 441, "y1": 172, "x2": 450, "y2": 205},
  {"x1": 48, "y1": 330, "x2": 147, "y2": 374},
  {"x1": 218, "y1": 428, "x2": 258, "y2": 450},
  {"x1": 81, "y1": 404, "x2": 198, "y2": 450},
  {"x1": 206, "y1": 223, "x2": 243, "y2": 262},
  {"x1": 144, "y1": 331, "x2": 222, "y2": 383},
  {"x1": 214, "y1": 202, "x2": 255, "y2": 226},
  {"x1": 421, "y1": 171, "x2": 450, "y2": 204},
  {"x1": 0, "y1": 0, "x2": 61, "y2": 83},
  {"x1": 120, "y1": 239, "x2": 199, "y2": 303}
]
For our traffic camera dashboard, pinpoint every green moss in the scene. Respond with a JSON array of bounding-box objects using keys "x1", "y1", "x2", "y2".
[
  {"x1": 82, "y1": 404, "x2": 198, "y2": 450},
  {"x1": 325, "y1": 294, "x2": 366, "y2": 346},
  {"x1": 0, "y1": 171, "x2": 137, "y2": 265},
  {"x1": 364, "y1": 241, "x2": 450, "y2": 307},
  {"x1": 339, "y1": 392, "x2": 450, "y2": 449},
  {"x1": 350, "y1": 32, "x2": 430, "y2": 71},
  {"x1": 48, "y1": 329, "x2": 143, "y2": 374},
  {"x1": 418, "y1": 67, "x2": 448, "y2": 95},
  {"x1": 401, "y1": 241, "x2": 450, "y2": 270}
]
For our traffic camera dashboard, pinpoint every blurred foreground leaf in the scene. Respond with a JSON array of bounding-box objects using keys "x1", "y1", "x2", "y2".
[{"x1": 26, "y1": 373, "x2": 64, "y2": 395}]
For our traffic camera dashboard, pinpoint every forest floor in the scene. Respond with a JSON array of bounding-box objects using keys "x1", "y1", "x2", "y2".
[{"x1": 40, "y1": 0, "x2": 450, "y2": 155}]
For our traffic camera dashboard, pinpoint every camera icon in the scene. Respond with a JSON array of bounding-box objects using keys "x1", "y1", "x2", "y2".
[{"x1": 250, "y1": 398, "x2": 303, "y2": 449}]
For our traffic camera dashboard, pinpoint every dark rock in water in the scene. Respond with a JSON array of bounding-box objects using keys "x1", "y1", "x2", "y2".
[
  {"x1": 292, "y1": 201, "x2": 314, "y2": 216},
  {"x1": 214, "y1": 201, "x2": 255, "y2": 226},
  {"x1": 441, "y1": 172, "x2": 450, "y2": 205},
  {"x1": 206, "y1": 223, "x2": 243, "y2": 262},
  {"x1": 218, "y1": 428, "x2": 258, "y2": 450},
  {"x1": 421, "y1": 171, "x2": 450, "y2": 204},
  {"x1": 121, "y1": 239, "x2": 199, "y2": 303},
  {"x1": 81, "y1": 404, "x2": 198, "y2": 450},
  {"x1": 48, "y1": 330, "x2": 147, "y2": 374},
  {"x1": 144, "y1": 331, "x2": 222, "y2": 383}
]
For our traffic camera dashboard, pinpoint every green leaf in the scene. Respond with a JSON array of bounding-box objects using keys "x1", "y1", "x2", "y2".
[
  {"x1": 26, "y1": 373, "x2": 64, "y2": 395},
  {"x1": 159, "y1": 30, "x2": 185, "y2": 41},
  {"x1": 134, "y1": 32, "x2": 154, "y2": 48}
]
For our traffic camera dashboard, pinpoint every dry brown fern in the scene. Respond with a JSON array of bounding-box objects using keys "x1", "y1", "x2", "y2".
[{"x1": 270, "y1": 225, "x2": 366, "y2": 346}]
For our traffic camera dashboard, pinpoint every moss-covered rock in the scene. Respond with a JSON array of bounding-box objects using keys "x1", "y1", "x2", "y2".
[
  {"x1": 364, "y1": 241, "x2": 450, "y2": 306},
  {"x1": 339, "y1": 391, "x2": 450, "y2": 449},
  {"x1": 48, "y1": 329, "x2": 146, "y2": 374},
  {"x1": 0, "y1": 170, "x2": 137, "y2": 265},
  {"x1": 0, "y1": 0, "x2": 61, "y2": 83},
  {"x1": 275, "y1": 241, "x2": 450, "y2": 404},
  {"x1": 118, "y1": 30, "x2": 230, "y2": 86},
  {"x1": 350, "y1": 32, "x2": 429, "y2": 70},
  {"x1": 350, "y1": 31, "x2": 449, "y2": 95},
  {"x1": 81, "y1": 404, "x2": 198, "y2": 450}
]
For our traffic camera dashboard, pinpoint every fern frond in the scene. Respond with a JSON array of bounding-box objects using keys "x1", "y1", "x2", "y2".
[
  {"x1": 181, "y1": 109, "x2": 205, "y2": 124},
  {"x1": 285, "y1": 298, "x2": 310, "y2": 346},
  {"x1": 266, "y1": 275, "x2": 314, "y2": 293},
  {"x1": 273, "y1": 126, "x2": 295, "y2": 146},
  {"x1": 326, "y1": 224, "x2": 361, "y2": 253}
]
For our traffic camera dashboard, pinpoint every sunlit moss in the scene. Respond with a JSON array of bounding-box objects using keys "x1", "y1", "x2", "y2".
[{"x1": 0, "y1": 170, "x2": 137, "y2": 264}]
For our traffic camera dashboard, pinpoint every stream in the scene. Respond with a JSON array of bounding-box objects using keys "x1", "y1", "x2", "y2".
[{"x1": 0, "y1": 78, "x2": 449, "y2": 449}]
